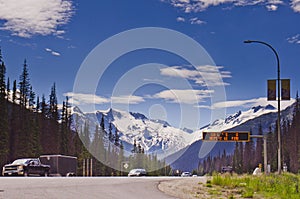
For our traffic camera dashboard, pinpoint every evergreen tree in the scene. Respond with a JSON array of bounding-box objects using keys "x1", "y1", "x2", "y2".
[
  {"x1": 114, "y1": 129, "x2": 120, "y2": 146},
  {"x1": 36, "y1": 96, "x2": 40, "y2": 113},
  {"x1": 267, "y1": 125, "x2": 277, "y2": 172},
  {"x1": 132, "y1": 139, "x2": 137, "y2": 153},
  {"x1": 6, "y1": 77, "x2": 10, "y2": 101},
  {"x1": 117, "y1": 141, "x2": 125, "y2": 176},
  {"x1": 243, "y1": 138, "x2": 255, "y2": 173},
  {"x1": 0, "y1": 48, "x2": 9, "y2": 166},
  {"x1": 29, "y1": 86, "x2": 35, "y2": 110},
  {"x1": 49, "y1": 83, "x2": 58, "y2": 121},
  {"x1": 41, "y1": 94, "x2": 48, "y2": 117},
  {"x1": 0, "y1": 59, "x2": 6, "y2": 100},
  {"x1": 12, "y1": 80, "x2": 17, "y2": 104},
  {"x1": 90, "y1": 124, "x2": 106, "y2": 176},
  {"x1": 233, "y1": 142, "x2": 244, "y2": 174},
  {"x1": 59, "y1": 96, "x2": 71, "y2": 154},
  {"x1": 19, "y1": 59, "x2": 30, "y2": 107}
]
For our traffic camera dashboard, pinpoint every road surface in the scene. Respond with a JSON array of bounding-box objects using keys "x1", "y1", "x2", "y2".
[{"x1": 0, "y1": 177, "x2": 181, "y2": 199}]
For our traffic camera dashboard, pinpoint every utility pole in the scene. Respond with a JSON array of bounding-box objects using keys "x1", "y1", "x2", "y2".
[{"x1": 244, "y1": 40, "x2": 282, "y2": 174}]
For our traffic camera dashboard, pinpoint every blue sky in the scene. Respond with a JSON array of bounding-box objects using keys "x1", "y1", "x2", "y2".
[{"x1": 0, "y1": 0, "x2": 299, "y2": 130}]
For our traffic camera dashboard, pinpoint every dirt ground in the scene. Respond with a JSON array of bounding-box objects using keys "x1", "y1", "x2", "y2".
[
  {"x1": 158, "y1": 177, "x2": 210, "y2": 199},
  {"x1": 158, "y1": 177, "x2": 250, "y2": 199}
]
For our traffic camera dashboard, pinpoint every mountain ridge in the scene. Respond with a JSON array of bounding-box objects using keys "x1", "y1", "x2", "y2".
[{"x1": 71, "y1": 102, "x2": 294, "y2": 161}]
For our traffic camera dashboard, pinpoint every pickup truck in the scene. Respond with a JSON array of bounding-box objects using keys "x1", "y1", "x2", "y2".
[{"x1": 2, "y1": 158, "x2": 50, "y2": 176}]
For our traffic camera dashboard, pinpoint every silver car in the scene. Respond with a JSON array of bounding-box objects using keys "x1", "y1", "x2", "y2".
[
  {"x1": 128, "y1": 169, "x2": 147, "y2": 177},
  {"x1": 181, "y1": 172, "x2": 192, "y2": 177}
]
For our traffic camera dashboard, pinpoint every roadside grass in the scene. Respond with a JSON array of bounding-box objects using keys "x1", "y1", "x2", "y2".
[{"x1": 208, "y1": 172, "x2": 300, "y2": 198}]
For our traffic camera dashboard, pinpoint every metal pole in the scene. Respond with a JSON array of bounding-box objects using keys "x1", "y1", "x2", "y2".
[
  {"x1": 263, "y1": 136, "x2": 267, "y2": 174},
  {"x1": 87, "y1": 158, "x2": 89, "y2": 177},
  {"x1": 90, "y1": 158, "x2": 93, "y2": 177},
  {"x1": 244, "y1": 40, "x2": 281, "y2": 174},
  {"x1": 83, "y1": 159, "x2": 85, "y2": 177}
]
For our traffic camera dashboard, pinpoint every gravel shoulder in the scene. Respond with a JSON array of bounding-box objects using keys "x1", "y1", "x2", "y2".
[
  {"x1": 158, "y1": 176, "x2": 263, "y2": 199},
  {"x1": 158, "y1": 177, "x2": 210, "y2": 199}
]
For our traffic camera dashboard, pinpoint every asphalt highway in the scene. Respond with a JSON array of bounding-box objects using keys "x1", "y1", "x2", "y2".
[{"x1": 0, "y1": 177, "x2": 179, "y2": 199}]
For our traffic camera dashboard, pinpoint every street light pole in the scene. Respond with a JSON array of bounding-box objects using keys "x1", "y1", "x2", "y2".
[{"x1": 244, "y1": 40, "x2": 281, "y2": 174}]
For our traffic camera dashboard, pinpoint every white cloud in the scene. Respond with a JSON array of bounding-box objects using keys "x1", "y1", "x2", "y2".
[
  {"x1": 0, "y1": 0, "x2": 74, "y2": 38},
  {"x1": 189, "y1": 17, "x2": 206, "y2": 25},
  {"x1": 165, "y1": 0, "x2": 284, "y2": 13},
  {"x1": 65, "y1": 92, "x2": 145, "y2": 105},
  {"x1": 65, "y1": 92, "x2": 109, "y2": 105},
  {"x1": 45, "y1": 48, "x2": 61, "y2": 56},
  {"x1": 160, "y1": 65, "x2": 231, "y2": 87},
  {"x1": 51, "y1": 51, "x2": 61, "y2": 56},
  {"x1": 212, "y1": 97, "x2": 294, "y2": 110},
  {"x1": 152, "y1": 89, "x2": 214, "y2": 104},
  {"x1": 291, "y1": 0, "x2": 300, "y2": 12},
  {"x1": 266, "y1": 4, "x2": 278, "y2": 11},
  {"x1": 176, "y1": 16, "x2": 186, "y2": 22},
  {"x1": 287, "y1": 34, "x2": 300, "y2": 44},
  {"x1": 111, "y1": 95, "x2": 145, "y2": 104}
]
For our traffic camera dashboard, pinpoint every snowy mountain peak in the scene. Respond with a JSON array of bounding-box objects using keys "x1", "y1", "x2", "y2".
[
  {"x1": 72, "y1": 107, "x2": 192, "y2": 157},
  {"x1": 251, "y1": 104, "x2": 275, "y2": 113},
  {"x1": 194, "y1": 103, "x2": 283, "y2": 140},
  {"x1": 130, "y1": 112, "x2": 148, "y2": 121},
  {"x1": 265, "y1": 104, "x2": 276, "y2": 110}
]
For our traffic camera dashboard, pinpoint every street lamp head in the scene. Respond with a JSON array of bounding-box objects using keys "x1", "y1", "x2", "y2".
[{"x1": 244, "y1": 40, "x2": 253, "y2": 44}]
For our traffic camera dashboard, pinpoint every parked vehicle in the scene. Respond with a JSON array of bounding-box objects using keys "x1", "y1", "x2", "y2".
[
  {"x1": 2, "y1": 158, "x2": 50, "y2": 176},
  {"x1": 39, "y1": 155, "x2": 77, "y2": 176},
  {"x1": 128, "y1": 168, "x2": 147, "y2": 177},
  {"x1": 181, "y1": 172, "x2": 192, "y2": 177},
  {"x1": 221, "y1": 166, "x2": 233, "y2": 174}
]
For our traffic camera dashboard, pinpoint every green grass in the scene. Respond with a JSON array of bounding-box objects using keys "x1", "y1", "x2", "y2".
[{"x1": 210, "y1": 172, "x2": 300, "y2": 198}]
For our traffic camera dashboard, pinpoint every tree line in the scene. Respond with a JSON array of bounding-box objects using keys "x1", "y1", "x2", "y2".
[
  {"x1": 77, "y1": 113, "x2": 171, "y2": 176},
  {"x1": 0, "y1": 48, "x2": 81, "y2": 170},
  {"x1": 198, "y1": 95, "x2": 300, "y2": 175},
  {"x1": 0, "y1": 48, "x2": 170, "y2": 176}
]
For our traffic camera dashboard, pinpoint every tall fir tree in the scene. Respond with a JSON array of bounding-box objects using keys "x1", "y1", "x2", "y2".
[
  {"x1": 6, "y1": 77, "x2": 10, "y2": 102},
  {"x1": 29, "y1": 86, "x2": 35, "y2": 110},
  {"x1": 12, "y1": 80, "x2": 17, "y2": 104},
  {"x1": 19, "y1": 59, "x2": 31, "y2": 108},
  {"x1": 49, "y1": 83, "x2": 58, "y2": 121},
  {"x1": 0, "y1": 48, "x2": 9, "y2": 166},
  {"x1": 41, "y1": 94, "x2": 48, "y2": 117},
  {"x1": 0, "y1": 59, "x2": 6, "y2": 100}
]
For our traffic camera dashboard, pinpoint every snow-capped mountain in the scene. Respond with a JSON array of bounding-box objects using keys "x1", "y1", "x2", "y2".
[
  {"x1": 194, "y1": 102, "x2": 294, "y2": 140},
  {"x1": 167, "y1": 102, "x2": 296, "y2": 171},
  {"x1": 71, "y1": 107, "x2": 194, "y2": 157},
  {"x1": 71, "y1": 101, "x2": 295, "y2": 161}
]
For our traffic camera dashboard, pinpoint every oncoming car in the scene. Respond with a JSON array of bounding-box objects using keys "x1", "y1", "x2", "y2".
[
  {"x1": 181, "y1": 172, "x2": 192, "y2": 177},
  {"x1": 128, "y1": 169, "x2": 147, "y2": 177}
]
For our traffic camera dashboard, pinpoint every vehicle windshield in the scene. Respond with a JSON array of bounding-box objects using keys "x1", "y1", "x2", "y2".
[{"x1": 12, "y1": 159, "x2": 32, "y2": 165}]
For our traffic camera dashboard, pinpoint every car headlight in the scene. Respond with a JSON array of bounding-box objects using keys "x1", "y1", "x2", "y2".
[{"x1": 17, "y1": 165, "x2": 23, "y2": 170}]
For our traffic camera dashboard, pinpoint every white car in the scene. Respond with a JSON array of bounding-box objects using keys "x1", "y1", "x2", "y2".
[
  {"x1": 128, "y1": 169, "x2": 147, "y2": 177},
  {"x1": 181, "y1": 172, "x2": 192, "y2": 177}
]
